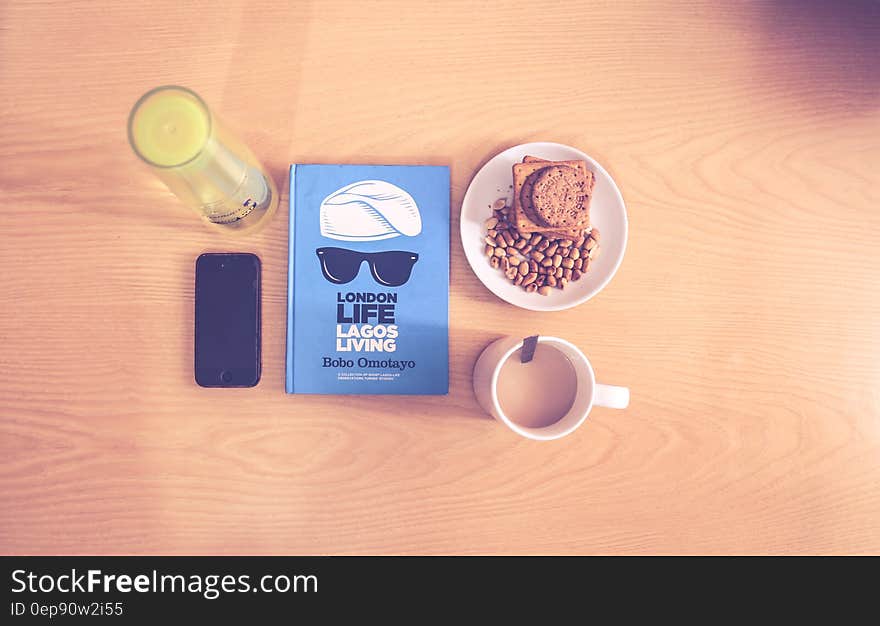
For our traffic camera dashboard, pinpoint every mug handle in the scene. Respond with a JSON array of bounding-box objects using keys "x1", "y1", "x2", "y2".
[{"x1": 594, "y1": 384, "x2": 630, "y2": 409}]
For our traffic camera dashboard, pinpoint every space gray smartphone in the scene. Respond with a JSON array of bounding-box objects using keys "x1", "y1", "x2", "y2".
[{"x1": 194, "y1": 253, "x2": 261, "y2": 388}]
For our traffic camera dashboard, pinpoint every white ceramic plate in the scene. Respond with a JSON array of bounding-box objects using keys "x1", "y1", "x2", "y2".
[{"x1": 460, "y1": 142, "x2": 628, "y2": 311}]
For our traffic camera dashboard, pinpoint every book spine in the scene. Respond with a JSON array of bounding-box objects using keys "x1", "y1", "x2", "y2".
[{"x1": 285, "y1": 164, "x2": 297, "y2": 393}]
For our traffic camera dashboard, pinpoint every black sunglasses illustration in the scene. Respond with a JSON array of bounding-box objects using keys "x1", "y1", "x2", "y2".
[{"x1": 316, "y1": 247, "x2": 419, "y2": 287}]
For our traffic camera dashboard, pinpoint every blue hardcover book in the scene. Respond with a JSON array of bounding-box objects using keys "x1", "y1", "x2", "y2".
[{"x1": 286, "y1": 164, "x2": 449, "y2": 394}]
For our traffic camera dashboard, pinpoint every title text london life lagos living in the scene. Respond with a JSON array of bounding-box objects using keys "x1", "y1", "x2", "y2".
[{"x1": 335, "y1": 291, "x2": 400, "y2": 352}]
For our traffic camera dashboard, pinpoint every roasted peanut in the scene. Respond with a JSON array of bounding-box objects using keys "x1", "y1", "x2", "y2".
[
  {"x1": 590, "y1": 228, "x2": 600, "y2": 242},
  {"x1": 589, "y1": 245, "x2": 600, "y2": 260},
  {"x1": 486, "y1": 206, "x2": 594, "y2": 295}
]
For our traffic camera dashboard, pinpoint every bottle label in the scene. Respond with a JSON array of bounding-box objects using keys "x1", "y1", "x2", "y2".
[{"x1": 203, "y1": 165, "x2": 270, "y2": 224}]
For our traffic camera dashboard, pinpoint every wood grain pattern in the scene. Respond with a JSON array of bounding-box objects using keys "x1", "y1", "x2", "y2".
[{"x1": 1, "y1": 0, "x2": 879, "y2": 555}]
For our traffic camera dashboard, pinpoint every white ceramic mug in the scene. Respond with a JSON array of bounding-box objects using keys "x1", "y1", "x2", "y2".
[{"x1": 473, "y1": 335, "x2": 630, "y2": 440}]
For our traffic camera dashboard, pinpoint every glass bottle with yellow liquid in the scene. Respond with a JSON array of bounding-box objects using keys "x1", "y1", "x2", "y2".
[{"x1": 128, "y1": 86, "x2": 278, "y2": 234}]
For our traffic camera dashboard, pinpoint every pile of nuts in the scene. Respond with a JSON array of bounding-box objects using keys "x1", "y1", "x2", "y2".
[{"x1": 484, "y1": 199, "x2": 600, "y2": 296}]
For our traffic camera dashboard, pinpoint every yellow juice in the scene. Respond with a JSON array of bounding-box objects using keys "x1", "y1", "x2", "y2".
[{"x1": 128, "y1": 86, "x2": 278, "y2": 234}]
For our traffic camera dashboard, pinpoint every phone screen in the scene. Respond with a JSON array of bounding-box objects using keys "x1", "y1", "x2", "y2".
[{"x1": 195, "y1": 253, "x2": 261, "y2": 387}]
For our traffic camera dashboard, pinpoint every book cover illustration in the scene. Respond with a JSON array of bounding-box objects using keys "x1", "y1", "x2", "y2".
[{"x1": 286, "y1": 164, "x2": 449, "y2": 394}]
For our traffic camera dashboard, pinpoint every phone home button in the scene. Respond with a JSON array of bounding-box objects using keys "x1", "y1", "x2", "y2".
[{"x1": 220, "y1": 370, "x2": 233, "y2": 384}]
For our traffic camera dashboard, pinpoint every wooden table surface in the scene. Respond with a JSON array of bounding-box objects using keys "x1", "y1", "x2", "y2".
[{"x1": 1, "y1": 0, "x2": 879, "y2": 555}]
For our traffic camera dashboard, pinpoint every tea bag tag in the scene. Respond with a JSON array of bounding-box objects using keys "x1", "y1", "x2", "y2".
[{"x1": 520, "y1": 335, "x2": 539, "y2": 363}]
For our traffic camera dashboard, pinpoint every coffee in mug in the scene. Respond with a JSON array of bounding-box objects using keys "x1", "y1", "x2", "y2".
[
  {"x1": 496, "y1": 343, "x2": 578, "y2": 428},
  {"x1": 473, "y1": 335, "x2": 630, "y2": 440}
]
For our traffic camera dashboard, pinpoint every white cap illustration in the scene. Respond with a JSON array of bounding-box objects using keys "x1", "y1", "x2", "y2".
[{"x1": 319, "y1": 180, "x2": 422, "y2": 241}]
